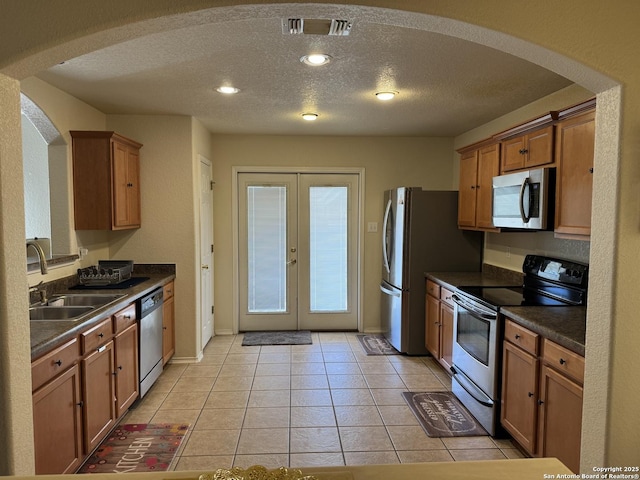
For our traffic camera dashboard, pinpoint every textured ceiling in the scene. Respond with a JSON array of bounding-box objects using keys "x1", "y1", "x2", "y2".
[{"x1": 36, "y1": 6, "x2": 573, "y2": 136}]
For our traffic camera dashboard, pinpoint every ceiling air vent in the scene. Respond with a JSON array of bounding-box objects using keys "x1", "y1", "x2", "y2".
[{"x1": 283, "y1": 18, "x2": 352, "y2": 36}]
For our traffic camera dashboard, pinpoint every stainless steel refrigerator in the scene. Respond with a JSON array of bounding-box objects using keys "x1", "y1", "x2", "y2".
[{"x1": 380, "y1": 188, "x2": 483, "y2": 355}]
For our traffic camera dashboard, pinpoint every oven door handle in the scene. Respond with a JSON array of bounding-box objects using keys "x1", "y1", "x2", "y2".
[
  {"x1": 451, "y1": 366, "x2": 494, "y2": 408},
  {"x1": 451, "y1": 294, "x2": 497, "y2": 320}
]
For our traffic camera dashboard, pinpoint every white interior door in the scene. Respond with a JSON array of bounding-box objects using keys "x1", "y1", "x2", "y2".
[
  {"x1": 238, "y1": 172, "x2": 359, "y2": 331},
  {"x1": 200, "y1": 157, "x2": 214, "y2": 346}
]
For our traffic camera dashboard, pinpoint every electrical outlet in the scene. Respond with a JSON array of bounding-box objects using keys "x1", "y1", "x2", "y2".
[{"x1": 367, "y1": 222, "x2": 378, "y2": 233}]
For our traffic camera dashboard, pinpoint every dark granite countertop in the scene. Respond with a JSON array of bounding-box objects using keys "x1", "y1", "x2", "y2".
[
  {"x1": 30, "y1": 273, "x2": 175, "y2": 360},
  {"x1": 500, "y1": 305, "x2": 586, "y2": 356}
]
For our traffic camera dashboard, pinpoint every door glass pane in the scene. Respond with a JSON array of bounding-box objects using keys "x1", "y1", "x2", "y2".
[
  {"x1": 309, "y1": 186, "x2": 348, "y2": 312},
  {"x1": 247, "y1": 186, "x2": 287, "y2": 313}
]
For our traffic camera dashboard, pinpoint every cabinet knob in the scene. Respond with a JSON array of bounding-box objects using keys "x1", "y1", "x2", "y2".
[
  {"x1": 124, "y1": 315, "x2": 131, "y2": 319},
  {"x1": 589, "y1": 167, "x2": 594, "y2": 174},
  {"x1": 470, "y1": 185, "x2": 476, "y2": 189},
  {"x1": 528, "y1": 392, "x2": 534, "y2": 398},
  {"x1": 54, "y1": 360, "x2": 62, "y2": 366},
  {"x1": 76, "y1": 401, "x2": 84, "y2": 408},
  {"x1": 514, "y1": 334, "x2": 521, "y2": 340},
  {"x1": 538, "y1": 399, "x2": 544, "y2": 405},
  {"x1": 98, "y1": 333, "x2": 104, "y2": 338},
  {"x1": 559, "y1": 358, "x2": 566, "y2": 365},
  {"x1": 163, "y1": 326, "x2": 167, "y2": 330}
]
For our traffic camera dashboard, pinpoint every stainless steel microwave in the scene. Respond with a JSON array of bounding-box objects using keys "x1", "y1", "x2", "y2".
[{"x1": 492, "y1": 167, "x2": 554, "y2": 229}]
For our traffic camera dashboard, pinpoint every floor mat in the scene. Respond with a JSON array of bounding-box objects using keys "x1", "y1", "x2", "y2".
[
  {"x1": 76, "y1": 423, "x2": 188, "y2": 474},
  {"x1": 356, "y1": 334, "x2": 399, "y2": 355},
  {"x1": 402, "y1": 391, "x2": 487, "y2": 437},
  {"x1": 242, "y1": 330, "x2": 312, "y2": 346}
]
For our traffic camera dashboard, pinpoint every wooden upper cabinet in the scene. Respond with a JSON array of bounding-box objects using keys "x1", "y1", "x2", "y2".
[
  {"x1": 457, "y1": 150, "x2": 479, "y2": 228},
  {"x1": 457, "y1": 143, "x2": 499, "y2": 230},
  {"x1": 501, "y1": 125, "x2": 554, "y2": 173},
  {"x1": 554, "y1": 108, "x2": 595, "y2": 238},
  {"x1": 71, "y1": 131, "x2": 142, "y2": 230}
]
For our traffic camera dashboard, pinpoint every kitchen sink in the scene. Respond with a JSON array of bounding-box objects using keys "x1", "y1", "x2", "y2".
[
  {"x1": 29, "y1": 305, "x2": 95, "y2": 321},
  {"x1": 46, "y1": 293, "x2": 125, "y2": 308}
]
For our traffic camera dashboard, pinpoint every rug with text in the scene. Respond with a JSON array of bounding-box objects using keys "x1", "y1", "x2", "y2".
[
  {"x1": 356, "y1": 334, "x2": 399, "y2": 355},
  {"x1": 76, "y1": 423, "x2": 189, "y2": 474},
  {"x1": 402, "y1": 391, "x2": 487, "y2": 437}
]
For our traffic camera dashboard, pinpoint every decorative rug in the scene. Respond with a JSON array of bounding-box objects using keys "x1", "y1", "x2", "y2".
[
  {"x1": 242, "y1": 330, "x2": 312, "y2": 346},
  {"x1": 402, "y1": 392, "x2": 487, "y2": 437},
  {"x1": 356, "y1": 334, "x2": 399, "y2": 355},
  {"x1": 76, "y1": 423, "x2": 189, "y2": 474}
]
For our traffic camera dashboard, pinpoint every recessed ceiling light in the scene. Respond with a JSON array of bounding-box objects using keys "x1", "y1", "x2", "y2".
[
  {"x1": 302, "y1": 113, "x2": 318, "y2": 121},
  {"x1": 375, "y1": 91, "x2": 398, "y2": 101},
  {"x1": 216, "y1": 86, "x2": 240, "y2": 94},
  {"x1": 300, "y1": 54, "x2": 332, "y2": 66}
]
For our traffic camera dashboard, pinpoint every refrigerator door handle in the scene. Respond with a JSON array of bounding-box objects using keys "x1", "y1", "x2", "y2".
[
  {"x1": 381, "y1": 198, "x2": 392, "y2": 274},
  {"x1": 380, "y1": 282, "x2": 401, "y2": 297}
]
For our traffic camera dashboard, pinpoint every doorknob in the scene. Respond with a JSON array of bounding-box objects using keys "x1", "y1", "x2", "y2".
[
  {"x1": 287, "y1": 259, "x2": 297, "y2": 265},
  {"x1": 201, "y1": 264, "x2": 209, "y2": 269}
]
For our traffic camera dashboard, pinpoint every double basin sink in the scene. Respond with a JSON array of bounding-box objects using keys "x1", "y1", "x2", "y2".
[{"x1": 29, "y1": 294, "x2": 126, "y2": 321}]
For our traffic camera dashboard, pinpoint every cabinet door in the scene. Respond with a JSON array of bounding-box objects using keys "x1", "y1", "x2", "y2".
[
  {"x1": 114, "y1": 322, "x2": 139, "y2": 418},
  {"x1": 162, "y1": 294, "x2": 176, "y2": 364},
  {"x1": 554, "y1": 110, "x2": 595, "y2": 237},
  {"x1": 439, "y1": 302, "x2": 454, "y2": 371},
  {"x1": 475, "y1": 143, "x2": 500, "y2": 229},
  {"x1": 525, "y1": 125, "x2": 554, "y2": 169},
  {"x1": 501, "y1": 341, "x2": 538, "y2": 454},
  {"x1": 33, "y1": 364, "x2": 83, "y2": 474},
  {"x1": 425, "y1": 294, "x2": 440, "y2": 359},
  {"x1": 537, "y1": 365, "x2": 583, "y2": 473},
  {"x1": 458, "y1": 150, "x2": 478, "y2": 227},
  {"x1": 82, "y1": 341, "x2": 116, "y2": 452},
  {"x1": 501, "y1": 136, "x2": 526, "y2": 172},
  {"x1": 112, "y1": 142, "x2": 141, "y2": 229}
]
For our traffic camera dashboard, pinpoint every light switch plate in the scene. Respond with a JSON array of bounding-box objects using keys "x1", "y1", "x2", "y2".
[{"x1": 367, "y1": 222, "x2": 378, "y2": 233}]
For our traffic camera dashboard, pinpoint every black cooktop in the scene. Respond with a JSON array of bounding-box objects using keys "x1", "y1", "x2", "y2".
[{"x1": 457, "y1": 286, "x2": 525, "y2": 307}]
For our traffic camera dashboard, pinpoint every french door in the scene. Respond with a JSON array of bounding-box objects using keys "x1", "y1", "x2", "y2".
[{"x1": 238, "y1": 172, "x2": 359, "y2": 331}]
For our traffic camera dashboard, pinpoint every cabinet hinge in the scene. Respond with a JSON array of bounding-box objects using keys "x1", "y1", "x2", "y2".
[
  {"x1": 211, "y1": 305, "x2": 215, "y2": 314},
  {"x1": 211, "y1": 244, "x2": 214, "y2": 253},
  {"x1": 210, "y1": 180, "x2": 215, "y2": 190}
]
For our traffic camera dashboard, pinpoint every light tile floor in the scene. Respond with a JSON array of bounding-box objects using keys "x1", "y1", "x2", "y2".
[{"x1": 122, "y1": 332, "x2": 525, "y2": 470}]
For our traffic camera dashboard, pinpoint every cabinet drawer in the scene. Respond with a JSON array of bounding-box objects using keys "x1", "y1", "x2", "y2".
[
  {"x1": 440, "y1": 287, "x2": 454, "y2": 307},
  {"x1": 113, "y1": 304, "x2": 136, "y2": 333},
  {"x1": 504, "y1": 319, "x2": 539, "y2": 356},
  {"x1": 542, "y1": 338, "x2": 585, "y2": 385},
  {"x1": 81, "y1": 317, "x2": 114, "y2": 354},
  {"x1": 426, "y1": 280, "x2": 440, "y2": 298},
  {"x1": 32, "y1": 337, "x2": 80, "y2": 391},
  {"x1": 163, "y1": 281, "x2": 174, "y2": 300}
]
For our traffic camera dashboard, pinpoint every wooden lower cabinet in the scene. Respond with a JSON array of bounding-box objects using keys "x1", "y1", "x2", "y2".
[
  {"x1": 32, "y1": 363, "x2": 83, "y2": 474},
  {"x1": 82, "y1": 340, "x2": 116, "y2": 452},
  {"x1": 425, "y1": 280, "x2": 455, "y2": 371},
  {"x1": 114, "y1": 322, "x2": 139, "y2": 418},
  {"x1": 162, "y1": 281, "x2": 176, "y2": 364},
  {"x1": 501, "y1": 341, "x2": 539, "y2": 453},
  {"x1": 501, "y1": 319, "x2": 584, "y2": 473},
  {"x1": 537, "y1": 364, "x2": 583, "y2": 473}
]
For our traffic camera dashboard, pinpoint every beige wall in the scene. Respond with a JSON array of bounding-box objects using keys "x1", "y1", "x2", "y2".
[
  {"x1": 0, "y1": 0, "x2": 638, "y2": 473},
  {"x1": 106, "y1": 115, "x2": 203, "y2": 361},
  {"x1": 210, "y1": 135, "x2": 454, "y2": 335}
]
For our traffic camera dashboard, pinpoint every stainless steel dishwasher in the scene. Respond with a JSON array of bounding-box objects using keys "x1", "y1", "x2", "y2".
[{"x1": 137, "y1": 287, "x2": 163, "y2": 398}]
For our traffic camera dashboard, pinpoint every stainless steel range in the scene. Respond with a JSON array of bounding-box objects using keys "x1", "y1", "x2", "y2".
[{"x1": 450, "y1": 254, "x2": 588, "y2": 435}]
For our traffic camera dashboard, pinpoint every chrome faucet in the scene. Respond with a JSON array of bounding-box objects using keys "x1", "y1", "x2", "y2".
[{"x1": 26, "y1": 240, "x2": 48, "y2": 275}]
